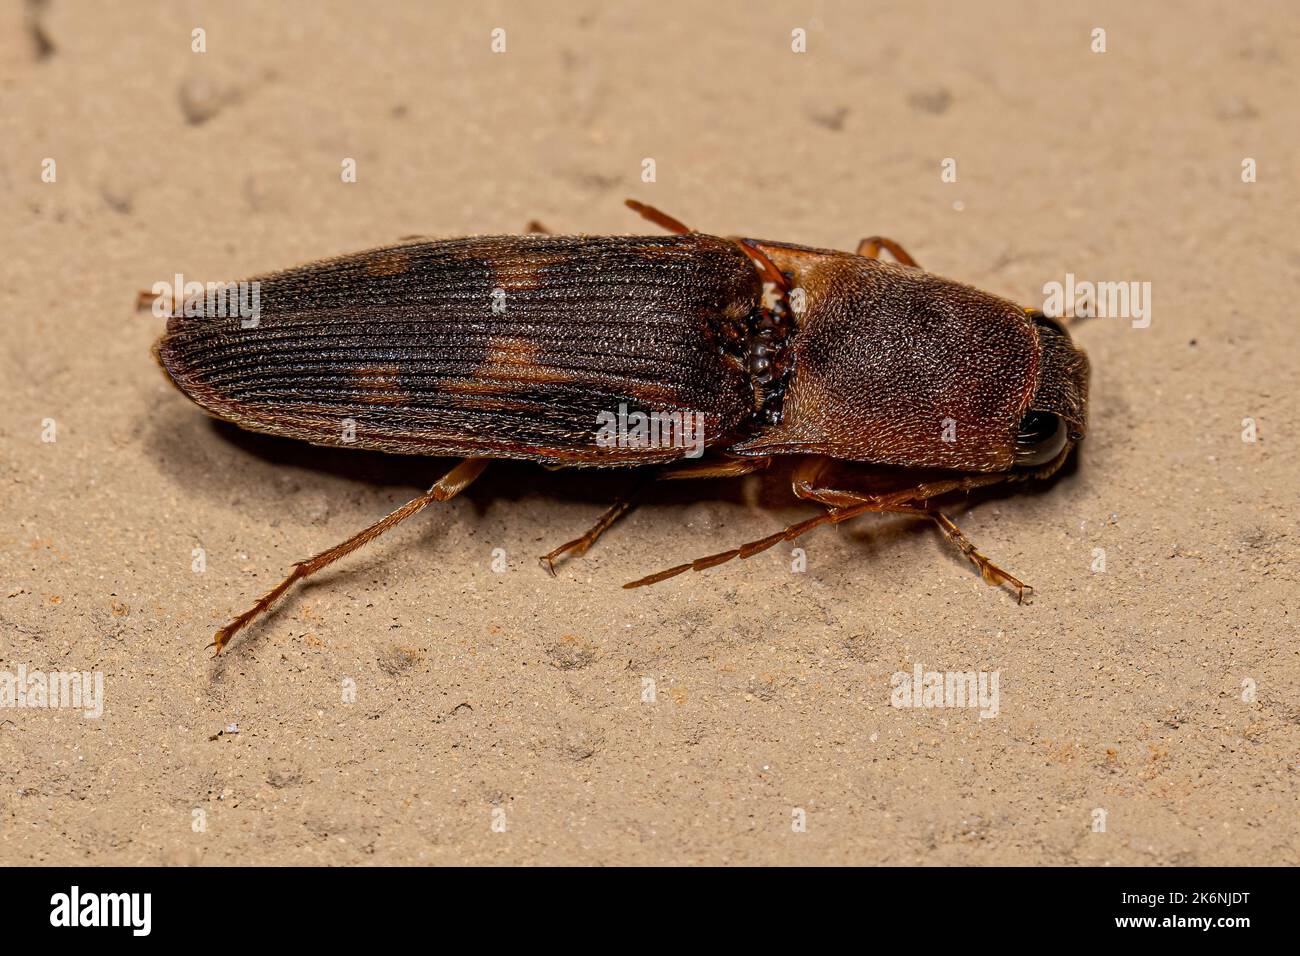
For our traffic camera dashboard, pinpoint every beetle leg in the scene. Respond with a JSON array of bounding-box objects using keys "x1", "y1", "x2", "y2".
[
  {"x1": 626, "y1": 457, "x2": 1031, "y2": 601},
  {"x1": 657, "y1": 455, "x2": 772, "y2": 481},
  {"x1": 790, "y1": 455, "x2": 1011, "y2": 506},
  {"x1": 856, "y1": 236, "x2": 920, "y2": 268},
  {"x1": 622, "y1": 200, "x2": 792, "y2": 301},
  {"x1": 798, "y1": 496, "x2": 1030, "y2": 601},
  {"x1": 540, "y1": 457, "x2": 771, "y2": 573},
  {"x1": 136, "y1": 289, "x2": 181, "y2": 317},
  {"x1": 210, "y1": 458, "x2": 488, "y2": 655},
  {"x1": 539, "y1": 478, "x2": 652, "y2": 574},
  {"x1": 792, "y1": 458, "x2": 1030, "y2": 601},
  {"x1": 623, "y1": 497, "x2": 1029, "y2": 600},
  {"x1": 623, "y1": 502, "x2": 875, "y2": 589},
  {"x1": 624, "y1": 199, "x2": 693, "y2": 234},
  {"x1": 737, "y1": 239, "x2": 793, "y2": 295},
  {"x1": 925, "y1": 509, "x2": 1031, "y2": 601}
]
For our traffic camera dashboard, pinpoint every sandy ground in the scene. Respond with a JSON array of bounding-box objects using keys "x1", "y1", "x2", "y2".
[{"x1": 1, "y1": 0, "x2": 1297, "y2": 866}]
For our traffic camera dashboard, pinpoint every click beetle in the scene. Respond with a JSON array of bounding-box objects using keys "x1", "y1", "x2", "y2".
[{"x1": 152, "y1": 200, "x2": 1090, "y2": 654}]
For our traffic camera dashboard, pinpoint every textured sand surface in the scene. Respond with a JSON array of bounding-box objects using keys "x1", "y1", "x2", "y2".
[{"x1": 1, "y1": 0, "x2": 1297, "y2": 865}]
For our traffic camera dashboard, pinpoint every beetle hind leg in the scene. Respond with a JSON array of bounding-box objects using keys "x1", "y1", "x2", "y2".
[{"x1": 210, "y1": 458, "x2": 488, "y2": 656}]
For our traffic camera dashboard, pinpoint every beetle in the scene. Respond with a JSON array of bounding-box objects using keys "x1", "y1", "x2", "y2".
[{"x1": 152, "y1": 200, "x2": 1089, "y2": 654}]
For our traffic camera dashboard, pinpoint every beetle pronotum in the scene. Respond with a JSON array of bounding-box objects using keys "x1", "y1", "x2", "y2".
[{"x1": 152, "y1": 201, "x2": 1089, "y2": 654}]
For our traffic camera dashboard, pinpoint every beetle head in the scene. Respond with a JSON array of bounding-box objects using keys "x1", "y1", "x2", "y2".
[
  {"x1": 735, "y1": 257, "x2": 1090, "y2": 473},
  {"x1": 1011, "y1": 310, "x2": 1089, "y2": 472}
]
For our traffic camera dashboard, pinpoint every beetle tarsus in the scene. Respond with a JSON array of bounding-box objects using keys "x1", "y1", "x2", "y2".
[
  {"x1": 539, "y1": 534, "x2": 596, "y2": 574},
  {"x1": 210, "y1": 565, "x2": 308, "y2": 655}
]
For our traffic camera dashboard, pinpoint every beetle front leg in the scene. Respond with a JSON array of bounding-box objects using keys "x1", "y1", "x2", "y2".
[
  {"x1": 925, "y1": 510, "x2": 1031, "y2": 601},
  {"x1": 792, "y1": 458, "x2": 1030, "y2": 602},
  {"x1": 855, "y1": 236, "x2": 920, "y2": 268},
  {"x1": 625, "y1": 457, "x2": 1031, "y2": 601}
]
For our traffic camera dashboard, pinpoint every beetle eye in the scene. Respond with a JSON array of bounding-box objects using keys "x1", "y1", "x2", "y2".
[{"x1": 1015, "y1": 410, "x2": 1069, "y2": 466}]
